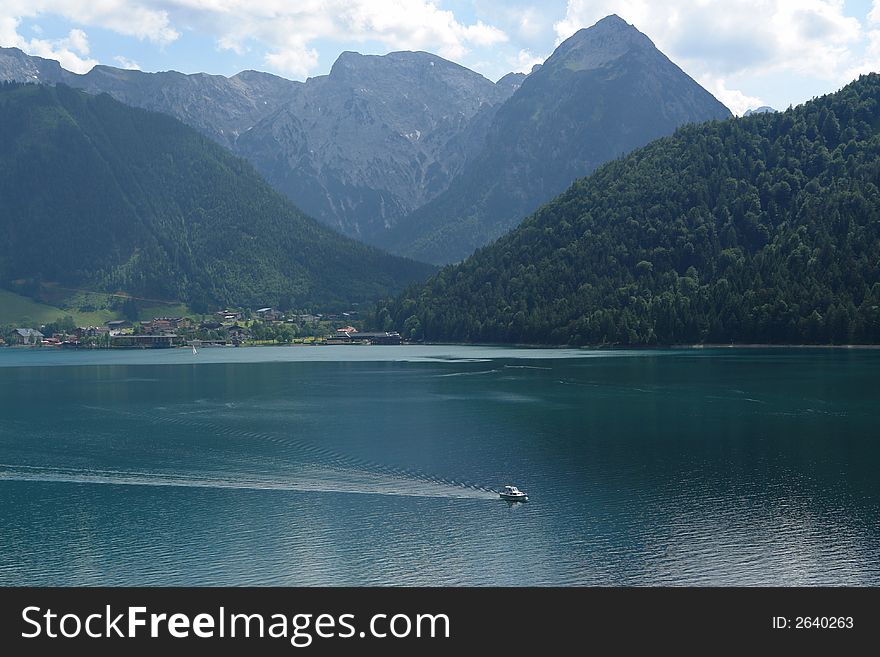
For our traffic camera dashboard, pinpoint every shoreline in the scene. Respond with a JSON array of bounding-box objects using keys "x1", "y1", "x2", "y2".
[
  {"x1": 671, "y1": 343, "x2": 880, "y2": 350},
  {"x1": 5, "y1": 341, "x2": 880, "y2": 351},
  {"x1": 420, "y1": 341, "x2": 880, "y2": 350}
]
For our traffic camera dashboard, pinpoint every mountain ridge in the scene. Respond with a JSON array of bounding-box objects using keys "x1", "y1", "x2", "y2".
[
  {"x1": 0, "y1": 46, "x2": 299, "y2": 148},
  {"x1": 381, "y1": 15, "x2": 732, "y2": 264},
  {"x1": 236, "y1": 49, "x2": 517, "y2": 240},
  {"x1": 0, "y1": 45, "x2": 520, "y2": 244},
  {"x1": 0, "y1": 81, "x2": 433, "y2": 311}
]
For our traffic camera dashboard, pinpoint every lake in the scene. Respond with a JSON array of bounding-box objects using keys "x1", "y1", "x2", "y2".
[{"x1": 0, "y1": 345, "x2": 878, "y2": 585}]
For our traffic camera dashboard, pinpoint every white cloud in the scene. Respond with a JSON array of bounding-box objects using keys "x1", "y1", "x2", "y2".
[
  {"x1": 113, "y1": 55, "x2": 141, "y2": 70},
  {"x1": 1, "y1": 0, "x2": 509, "y2": 78},
  {"x1": 462, "y1": 21, "x2": 508, "y2": 47},
  {"x1": 843, "y1": 1, "x2": 880, "y2": 80},
  {"x1": 250, "y1": 0, "x2": 508, "y2": 74},
  {"x1": 0, "y1": 17, "x2": 97, "y2": 73},
  {"x1": 264, "y1": 46, "x2": 319, "y2": 79},
  {"x1": 66, "y1": 28, "x2": 89, "y2": 55},
  {"x1": 514, "y1": 8, "x2": 545, "y2": 40},
  {"x1": 554, "y1": 0, "x2": 868, "y2": 110},
  {"x1": 217, "y1": 34, "x2": 246, "y2": 56},
  {"x1": 489, "y1": 5, "x2": 549, "y2": 42},
  {"x1": 699, "y1": 75, "x2": 765, "y2": 117},
  {"x1": 510, "y1": 48, "x2": 545, "y2": 74},
  {"x1": 0, "y1": 1, "x2": 178, "y2": 44},
  {"x1": 870, "y1": 0, "x2": 880, "y2": 25}
]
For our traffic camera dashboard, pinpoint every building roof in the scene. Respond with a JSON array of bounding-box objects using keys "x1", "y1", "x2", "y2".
[{"x1": 15, "y1": 328, "x2": 43, "y2": 338}]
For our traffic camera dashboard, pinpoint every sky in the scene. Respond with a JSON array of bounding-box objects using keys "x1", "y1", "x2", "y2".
[{"x1": 2, "y1": 1, "x2": 880, "y2": 115}]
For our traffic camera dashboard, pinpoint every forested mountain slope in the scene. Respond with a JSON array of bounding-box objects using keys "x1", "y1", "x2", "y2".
[
  {"x1": 0, "y1": 82, "x2": 433, "y2": 310},
  {"x1": 380, "y1": 75, "x2": 880, "y2": 345}
]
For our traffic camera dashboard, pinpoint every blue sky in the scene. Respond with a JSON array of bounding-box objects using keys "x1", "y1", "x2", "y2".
[{"x1": 2, "y1": 1, "x2": 880, "y2": 115}]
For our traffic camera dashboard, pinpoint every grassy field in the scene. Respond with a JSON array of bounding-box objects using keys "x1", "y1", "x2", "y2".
[
  {"x1": 0, "y1": 289, "x2": 192, "y2": 327},
  {"x1": 138, "y1": 303, "x2": 190, "y2": 319},
  {"x1": 0, "y1": 289, "x2": 117, "y2": 326}
]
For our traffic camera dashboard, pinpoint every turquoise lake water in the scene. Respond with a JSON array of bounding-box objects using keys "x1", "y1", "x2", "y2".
[{"x1": 0, "y1": 345, "x2": 878, "y2": 585}]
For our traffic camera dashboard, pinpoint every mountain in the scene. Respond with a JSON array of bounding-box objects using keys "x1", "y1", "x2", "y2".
[
  {"x1": 381, "y1": 15, "x2": 732, "y2": 264},
  {"x1": 0, "y1": 47, "x2": 518, "y2": 244},
  {"x1": 379, "y1": 75, "x2": 880, "y2": 345},
  {"x1": 234, "y1": 51, "x2": 516, "y2": 241},
  {"x1": 495, "y1": 71, "x2": 528, "y2": 95},
  {"x1": 0, "y1": 82, "x2": 433, "y2": 311},
  {"x1": 0, "y1": 47, "x2": 296, "y2": 149},
  {"x1": 744, "y1": 106, "x2": 777, "y2": 116}
]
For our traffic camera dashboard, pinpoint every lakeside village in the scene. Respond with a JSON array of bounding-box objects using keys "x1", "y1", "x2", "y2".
[{"x1": 0, "y1": 307, "x2": 402, "y2": 349}]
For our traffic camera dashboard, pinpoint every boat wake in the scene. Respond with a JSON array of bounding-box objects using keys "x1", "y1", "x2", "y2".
[
  {"x1": 0, "y1": 463, "x2": 497, "y2": 500},
  {"x1": 79, "y1": 404, "x2": 502, "y2": 499},
  {"x1": 436, "y1": 369, "x2": 500, "y2": 377}
]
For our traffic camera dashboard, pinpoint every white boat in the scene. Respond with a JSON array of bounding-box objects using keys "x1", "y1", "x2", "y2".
[
  {"x1": 192, "y1": 344, "x2": 198, "y2": 355},
  {"x1": 499, "y1": 485, "x2": 528, "y2": 502}
]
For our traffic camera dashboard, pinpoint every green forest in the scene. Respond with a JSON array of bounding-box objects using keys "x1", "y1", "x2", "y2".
[
  {"x1": 380, "y1": 74, "x2": 880, "y2": 345},
  {"x1": 0, "y1": 82, "x2": 433, "y2": 311}
]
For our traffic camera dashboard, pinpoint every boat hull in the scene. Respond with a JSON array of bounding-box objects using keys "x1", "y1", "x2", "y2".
[{"x1": 499, "y1": 493, "x2": 528, "y2": 502}]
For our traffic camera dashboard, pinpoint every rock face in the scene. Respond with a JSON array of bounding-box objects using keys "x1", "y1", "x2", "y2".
[
  {"x1": 381, "y1": 15, "x2": 733, "y2": 264},
  {"x1": 0, "y1": 46, "x2": 517, "y2": 244},
  {"x1": 0, "y1": 47, "x2": 67, "y2": 83},
  {"x1": 235, "y1": 51, "x2": 515, "y2": 241}
]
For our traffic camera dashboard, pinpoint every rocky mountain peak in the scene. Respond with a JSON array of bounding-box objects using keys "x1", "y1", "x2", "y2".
[
  {"x1": 496, "y1": 71, "x2": 527, "y2": 95},
  {"x1": 383, "y1": 14, "x2": 731, "y2": 264},
  {"x1": 327, "y1": 49, "x2": 490, "y2": 90},
  {"x1": 0, "y1": 47, "x2": 66, "y2": 83},
  {"x1": 547, "y1": 14, "x2": 655, "y2": 72},
  {"x1": 743, "y1": 106, "x2": 777, "y2": 116}
]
